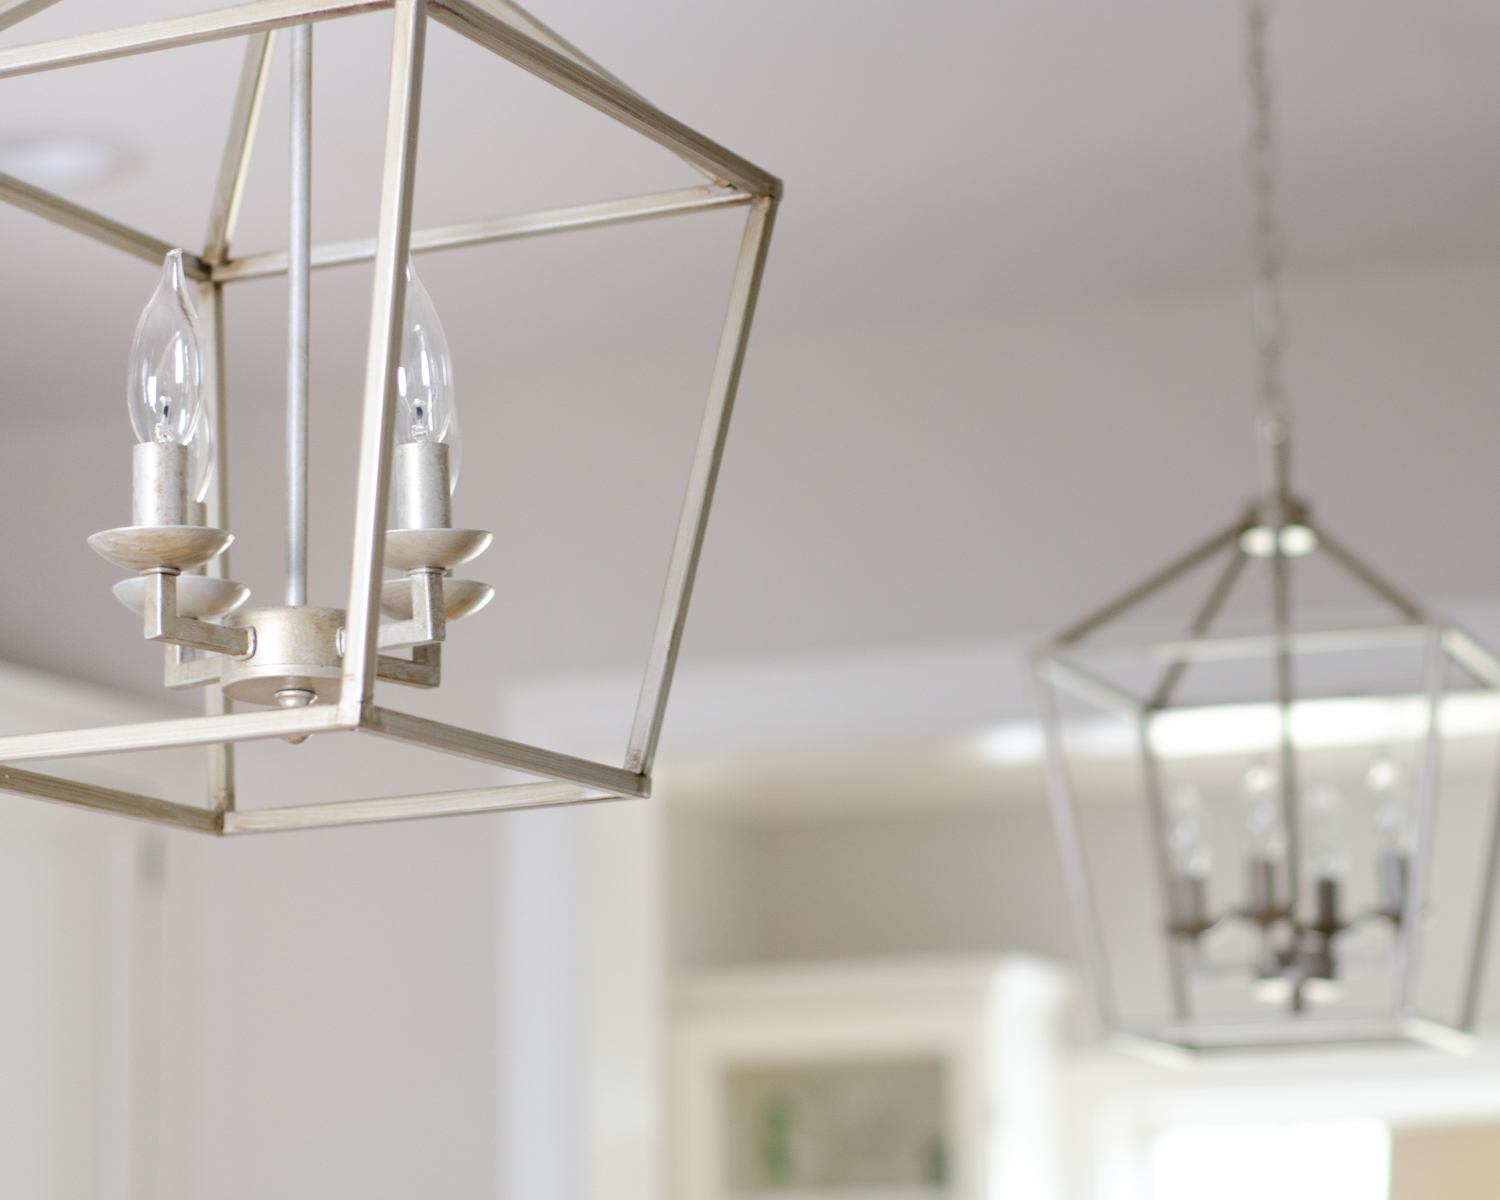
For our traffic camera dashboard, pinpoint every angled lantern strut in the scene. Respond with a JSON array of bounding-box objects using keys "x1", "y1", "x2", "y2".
[
  {"x1": 340, "y1": 0, "x2": 425, "y2": 716},
  {"x1": 203, "y1": 31, "x2": 276, "y2": 265},
  {"x1": 0, "y1": 0, "x2": 780, "y2": 834},
  {"x1": 0, "y1": 0, "x2": 64, "y2": 35}
]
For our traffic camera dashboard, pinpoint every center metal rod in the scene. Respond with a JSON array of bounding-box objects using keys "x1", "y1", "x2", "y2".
[{"x1": 286, "y1": 22, "x2": 312, "y2": 606}]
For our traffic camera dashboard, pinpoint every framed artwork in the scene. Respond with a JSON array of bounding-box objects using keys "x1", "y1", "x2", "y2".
[{"x1": 725, "y1": 1057, "x2": 949, "y2": 1194}]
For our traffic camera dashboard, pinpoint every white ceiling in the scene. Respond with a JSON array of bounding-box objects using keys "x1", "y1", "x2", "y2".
[
  {"x1": 1, "y1": 0, "x2": 1500, "y2": 717},
  {"x1": 5, "y1": 0, "x2": 1500, "y2": 376}
]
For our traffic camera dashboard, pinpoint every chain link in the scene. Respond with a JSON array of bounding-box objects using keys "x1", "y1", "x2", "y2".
[{"x1": 1245, "y1": 0, "x2": 1291, "y2": 506}]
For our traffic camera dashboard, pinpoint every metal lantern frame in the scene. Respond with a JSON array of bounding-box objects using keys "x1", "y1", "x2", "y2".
[
  {"x1": 0, "y1": 0, "x2": 779, "y2": 834},
  {"x1": 1032, "y1": 502, "x2": 1500, "y2": 1053}
]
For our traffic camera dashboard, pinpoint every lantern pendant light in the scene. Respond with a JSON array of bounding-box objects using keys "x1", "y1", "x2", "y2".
[
  {"x1": 1033, "y1": 0, "x2": 1500, "y2": 1053},
  {"x1": 0, "y1": 0, "x2": 779, "y2": 834}
]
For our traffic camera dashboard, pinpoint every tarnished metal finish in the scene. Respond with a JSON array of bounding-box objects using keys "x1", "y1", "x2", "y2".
[
  {"x1": 361, "y1": 706, "x2": 649, "y2": 796},
  {"x1": 0, "y1": 769, "x2": 616, "y2": 837},
  {"x1": 384, "y1": 527, "x2": 489, "y2": 571},
  {"x1": 1055, "y1": 512, "x2": 1252, "y2": 646},
  {"x1": 89, "y1": 525, "x2": 231, "y2": 573},
  {"x1": 203, "y1": 32, "x2": 276, "y2": 264},
  {"x1": 1028, "y1": 658, "x2": 1117, "y2": 1028},
  {"x1": 0, "y1": 169, "x2": 211, "y2": 278},
  {"x1": 340, "y1": 0, "x2": 427, "y2": 723},
  {"x1": 1147, "y1": 546, "x2": 1248, "y2": 709},
  {"x1": 376, "y1": 569, "x2": 444, "y2": 649},
  {"x1": 222, "y1": 779, "x2": 600, "y2": 833},
  {"x1": 381, "y1": 576, "x2": 491, "y2": 621},
  {"x1": 0, "y1": 763, "x2": 219, "y2": 831},
  {"x1": 1399, "y1": 629, "x2": 1448, "y2": 1015},
  {"x1": 221, "y1": 605, "x2": 344, "y2": 705},
  {"x1": 0, "y1": 0, "x2": 390, "y2": 80},
  {"x1": 114, "y1": 574, "x2": 249, "y2": 619},
  {"x1": 211, "y1": 185, "x2": 752, "y2": 282},
  {"x1": 431, "y1": 0, "x2": 780, "y2": 197},
  {"x1": 1118, "y1": 1016, "x2": 1476, "y2": 1055},
  {"x1": 1270, "y1": 545, "x2": 1302, "y2": 921},
  {"x1": 1245, "y1": 0, "x2": 1292, "y2": 511},
  {"x1": 0, "y1": 0, "x2": 63, "y2": 35},
  {"x1": 1037, "y1": 656, "x2": 1141, "y2": 719},
  {"x1": 1306, "y1": 520, "x2": 1426, "y2": 623},
  {"x1": 1445, "y1": 627, "x2": 1500, "y2": 689},
  {"x1": 132, "y1": 441, "x2": 190, "y2": 527},
  {"x1": 287, "y1": 21, "x2": 313, "y2": 607},
  {"x1": 393, "y1": 441, "x2": 451, "y2": 529},
  {"x1": 626, "y1": 195, "x2": 777, "y2": 775},
  {"x1": 144, "y1": 571, "x2": 256, "y2": 657},
  {"x1": 0, "y1": 706, "x2": 347, "y2": 763},
  {"x1": 1146, "y1": 624, "x2": 1429, "y2": 664},
  {"x1": 0, "y1": 0, "x2": 779, "y2": 200},
  {"x1": 1462, "y1": 760, "x2": 1500, "y2": 1029},
  {"x1": 464, "y1": 0, "x2": 646, "y2": 104},
  {"x1": 1138, "y1": 715, "x2": 1191, "y2": 1018},
  {"x1": 376, "y1": 642, "x2": 440, "y2": 687}
]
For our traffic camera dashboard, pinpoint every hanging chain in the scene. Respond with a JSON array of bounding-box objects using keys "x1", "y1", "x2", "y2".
[{"x1": 1245, "y1": 0, "x2": 1292, "y2": 510}]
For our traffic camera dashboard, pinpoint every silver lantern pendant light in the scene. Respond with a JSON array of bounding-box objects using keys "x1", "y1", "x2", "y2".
[
  {"x1": 1033, "y1": 0, "x2": 1500, "y2": 1053},
  {"x1": 0, "y1": 0, "x2": 779, "y2": 834}
]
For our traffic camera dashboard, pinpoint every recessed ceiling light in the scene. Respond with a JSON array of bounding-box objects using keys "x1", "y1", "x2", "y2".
[{"x1": 0, "y1": 133, "x2": 122, "y2": 187}]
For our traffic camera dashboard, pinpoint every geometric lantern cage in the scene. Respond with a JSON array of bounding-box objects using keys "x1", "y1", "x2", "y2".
[
  {"x1": 0, "y1": 0, "x2": 778, "y2": 834},
  {"x1": 1032, "y1": 504, "x2": 1500, "y2": 1054}
]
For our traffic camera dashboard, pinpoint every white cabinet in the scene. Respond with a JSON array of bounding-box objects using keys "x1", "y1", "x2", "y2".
[{"x1": 672, "y1": 955, "x2": 1068, "y2": 1200}]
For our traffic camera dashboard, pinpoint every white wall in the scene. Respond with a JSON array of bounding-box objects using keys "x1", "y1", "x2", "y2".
[{"x1": 0, "y1": 665, "x2": 187, "y2": 1199}]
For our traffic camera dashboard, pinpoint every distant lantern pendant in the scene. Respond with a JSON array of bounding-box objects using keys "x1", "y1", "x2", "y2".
[
  {"x1": 0, "y1": 0, "x2": 780, "y2": 836},
  {"x1": 1032, "y1": 0, "x2": 1500, "y2": 1053}
]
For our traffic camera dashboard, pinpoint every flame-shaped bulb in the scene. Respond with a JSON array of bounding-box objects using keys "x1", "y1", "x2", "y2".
[
  {"x1": 1307, "y1": 783, "x2": 1351, "y2": 882},
  {"x1": 396, "y1": 260, "x2": 460, "y2": 493},
  {"x1": 1367, "y1": 755, "x2": 1410, "y2": 856},
  {"x1": 1167, "y1": 782, "x2": 1213, "y2": 880},
  {"x1": 1241, "y1": 760, "x2": 1285, "y2": 861},
  {"x1": 128, "y1": 250, "x2": 204, "y2": 446},
  {"x1": 189, "y1": 399, "x2": 215, "y2": 506}
]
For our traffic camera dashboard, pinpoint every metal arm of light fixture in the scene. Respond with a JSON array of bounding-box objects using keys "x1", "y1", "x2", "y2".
[
  {"x1": 142, "y1": 570, "x2": 254, "y2": 657},
  {"x1": 370, "y1": 569, "x2": 448, "y2": 688},
  {"x1": 376, "y1": 644, "x2": 441, "y2": 688},
  {"x1": 377, "y1": 568, "x2": 446, "y2": 650},
  {"x1": 156, "y1": 566, "x2": 449, "y2": 688}
]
